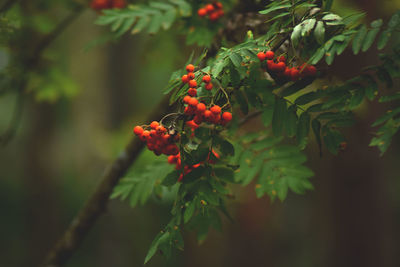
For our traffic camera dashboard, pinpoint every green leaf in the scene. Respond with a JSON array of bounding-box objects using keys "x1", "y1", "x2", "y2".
[
  {"x1": 352, "y1": 24, "x2": 367, "y2": 55},
  {"x1": 311, "y1": 119, "x2": 322, "y2": 154},
  {"x1": 372, "y1": 107, "x2": 400, "y2": 127},
  {"x1": 259, "y1": 3, "x2": 291, "y2": 15},
  {"x1": 184, "y1": 201, "x2": 196, "y2": 223},
  {"x1": 301, "y1": 19, "x2": 316, "y2": 37},
  {"x1": 229, "y1": 53, "x2": 242, "y2": 68},
  {"x1": 349, "y1": 88, "x2": 365, "y2": 109},
  {"x1": 323, "y1": 127, "x2": 345, "y2": 155},
  {"x1": 162, "y1": 170, "x2": 179, "y2": 186},
  {"x1": 234, "y1": 89, "x2": 249, "y2": 115},
  {"x1": 272, "y1": 97, "x2": 288, "y2": 136},
  {"x1": 361, "y1": 27, "x2": 380, "y2": 52},
  {"x1": 309, "y1": 47, "x2": 325, "y2": 65},
  {"x1": 285, "y1": 106, "x2": 298, "y2": 138},
  {"x1": 291, "y1": 24, "x2": 302, "y2": 47},
  {"x1": 144, "y1": 231, "x2": 166, "y2": 264},
  {"x1": 296, "y1": 112, "x2": 310, "y2": 149},
  {"x1": 379, "y1": 92, "x2": 400, "y2": 103},
  {"x1": 262, "y1": 106, "x2": 274, "y2": 126},
  {"x1": 314, "y1": 21, "x2": 325, "y2": 45},
  {"x1": 377, "y1": 30, "x2": 391, "y2": 50}
]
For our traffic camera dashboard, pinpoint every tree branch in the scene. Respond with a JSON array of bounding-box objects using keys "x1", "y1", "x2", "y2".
[{"x1": 42, "y1": 95, "x2": 174, "y2": 267}]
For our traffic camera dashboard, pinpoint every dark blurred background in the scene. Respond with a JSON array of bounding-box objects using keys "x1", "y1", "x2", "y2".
[{"x1": 0, "y1": 0, "x2": 399, "y2": 266}]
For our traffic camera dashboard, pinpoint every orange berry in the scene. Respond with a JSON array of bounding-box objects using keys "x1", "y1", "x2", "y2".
[
  {"x1": 181, "y1": 74, "x2": 189, "y2": 83},
  {"x1": 205, "y1": 4, "x2": 215, "y2": 13},
  {"x1": 186, "y1": 64, "x2": 195, "y2": 72},
  {"x1": 202, "y1": 75, "x2": 211, "y2": 83},
  {"x1": 204, "y1": 110, "x2": 212, "y2": 120},
  {"x1": 183, "y1": 95, "x2": 191, "y2": 104},
  {"x1": 188, "y1": 97, "x2": 198, "y2": 107},
  {"x1": 196, "y1": 103, "x2": 206, "y2": 113},
  {"x1": 205, "y1": 83, "x2": 213, "y2": 90},
  {"x1": 189, "y1": 80, "x2": 197, "y2": 88},
  {"x1": 222, "y1": 112, "x2": 232, "y2": 122},
  {"x1": 188, "y1": 88, "x2": 197, "y2": 97},
  {"x1": 198, "y1": 8, "x2": 207, "y2": 17},
  {"x1": 210, "y1": 105, "x2": 221, "y2": 115},
  {"x1": 257, "y1": 52, "x2": 266, "y2": 61},
  {"x1": 133, "y1": 126, "x2": 144, "y2": 136},
  {"x1": 187, "y1": 72, "x2": 195, "y2": 80},
  {"x1": 150, "y1": 121, "x2": 159, "y2": 129}
]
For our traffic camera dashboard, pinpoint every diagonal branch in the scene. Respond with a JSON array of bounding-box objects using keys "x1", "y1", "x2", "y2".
[{"x1": 43, "y1": 95, "x2": 174, "y2": 267}]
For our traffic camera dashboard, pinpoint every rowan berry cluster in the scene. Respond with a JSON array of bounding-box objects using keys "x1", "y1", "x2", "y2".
[
  {"x1": 90, "y1": 0, "x2": 126, "y2": 11},
  {"x1": 181, "y1": 64, "x2": 213, "y2": 97},
  {"x1": 181, "y1": 64, "x2": 232, "y2": 132},
  {"x1": 133, "y1": 121, "x2": 180, "y2": 156},
  {"x1": 167, "y1": 149, "x2": 220, "y2": 182},
  {"x1": 258, "y1": 50, "x2": 317, "y2": 81},
  {"x1": 197, "y1": 2, "x2": 224, "y2": 21}
]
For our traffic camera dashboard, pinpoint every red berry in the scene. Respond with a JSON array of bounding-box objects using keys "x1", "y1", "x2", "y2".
[
  {"x1": 167, "y1": 155, "x2": 176, "y2": 164},
  {"x1": 184, "y1": 106, "x2": 195, "y2": 115},
  {"x1": 186, "y1": 64, "x2": 195, "y2": 72},
  {"x1": 290, "y1": 68, "x2": 300, "y2": 81},
  {"x1": 214, "y1": 2, "x2": 223, "y2": 9},
  {"x1": 188, "y1": 97, "x2": 198, "y2": 107},
  {"x1": 162, "y1": 134, "x2": 171, "y2": 142},
  {"x1": 133, "y1": 126, "x2": 144, "y2": 136},
  {"x1": 266, "y1": 60, "x2": 274, "y2": 70},
  {"x1": 222, "y1": 112, "x2": 232, "y2": 122},
  {"x1": 209, "y1": 12, "x2": 219, "y2": 21},
  {"x1": 265, "y1": 50, "x2": 274, "y2": 60},
  {"x1": 216, "y1": 10, "x2": 224, "y2": 17},
  {"x1": 183, "y1": 95, "x2": 191, "y2": 104},
  {"x1": 205, "y1": 83, "x2": 213, "y2": 90},
  {"x1": 112, "y1": 0, "x2": 126, "y2": 9},
  {"x1": 150, "y1": 121, "x2": 159, "y2": 129},
  {"x1": 276, "y1": 62, "x2": 286, "y2": 72},
  {"x1": 91, "y1": 0, "x2": 110, "y2": 10},
  {"x1": 196, "y1": 103, "x2": 206, "y2": 113},
  {"x1": 188, "y1": 88, "x2": 197, "y2": 97},
  {"x1": 205, "y1": 4, "x2": 215, "y2": 13},
  {"x1": 187, "y1": 72, "x2": 195, "y2": 80},
  {"x1": 193, "y1": 115, "x2": 203, "y2": 125},
  {"x1": 210, "y1": 105, "x2": 221, "y2": 115},
  {"x1": 204, "y1": 110, "x2": 212, "y2": 121},
  {"x1": 186, "y1": 120, "x2": 199, "y2": 129},
  {"x1": 142, "y1": 130, "x2": 150, "y2": 139},
  {"x1": 189, "y1": 80, "x2": 197, "y2": 88},
  {"x1": 306, "y1": 65, "x2": 317, "y2": 76},
  {"x1": 284, "y1": 67, "x2": 291, "y2": 77},
  {"x1": 257, "y1": 52, "x2": 266, "y2": 61},
  {"x1": 202, "y1": 75, "x2": 211, "y2": 83},
  {"x1": 181, "y1": 75, "x2": 189, "y2": 83},
  {"x1": 198, "y1": 8, "x2": 207, "y2": 17},
  {"x1": 156, "y1": 125, "x2": 166, "y2": 134},
  {"x1": 277, "y1": 55, "x2": 286, "y2": 62}
]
